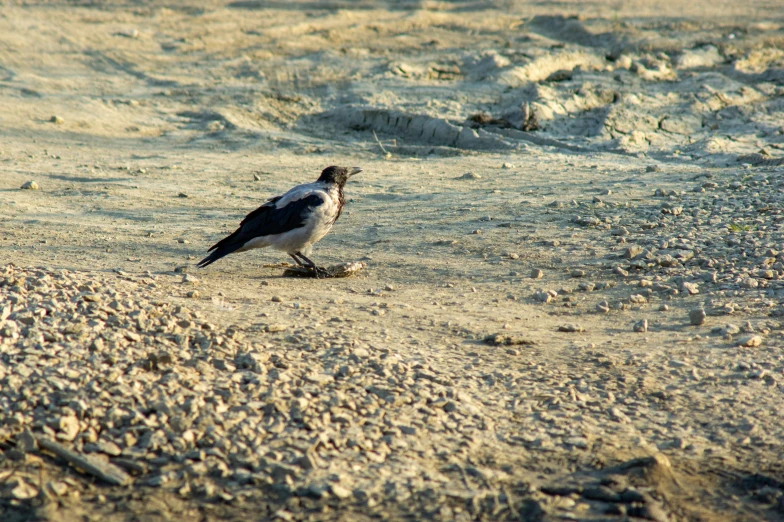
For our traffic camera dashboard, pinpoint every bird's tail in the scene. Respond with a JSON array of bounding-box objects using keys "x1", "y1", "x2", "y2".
[{"x1": 197, "y1": 241, "x2": 243, "y2": 268}]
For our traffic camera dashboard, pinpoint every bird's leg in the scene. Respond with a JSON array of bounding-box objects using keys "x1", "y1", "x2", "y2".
[
  {"x1": 289, "y1": 253, "x2": 306, "y2": 267},
  {"x1": 295, "y1": 252, "x2": 329, "y2": 279}
]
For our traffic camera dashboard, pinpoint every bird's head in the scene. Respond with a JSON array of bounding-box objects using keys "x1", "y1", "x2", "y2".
[{"x1": 318, "y1": 166, "x2": 363, "y2": 186}]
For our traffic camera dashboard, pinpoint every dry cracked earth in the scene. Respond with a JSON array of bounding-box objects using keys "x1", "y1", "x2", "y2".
[{"x1": 2, "y1": 1, "x2": 784, "y2": 521}]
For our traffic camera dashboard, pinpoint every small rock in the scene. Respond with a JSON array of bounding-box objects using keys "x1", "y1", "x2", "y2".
[
  {"x1": 57, "y1": 415, "x2": 80, "y2": 441},
  {"x1": 741, "y1": 278, "x2": 759, "y2": 289},
  {"x1": 46, "y1": 481, "x2": 69, "y2": 497},
  {"x1": 11, "y1": 479, "x2": 38, "y2": 500},
  {"x1": 18, "y1": 429, "x2": 38, "y2": 453},
  {"x1": 118, "y1": 28, "x2": 139, "y2": 38},
  {"x1": 178, "y1": 192, "x2": 189, "y2": 198},
  {"x1": 21, "y1": 181, "x2": 39, "y2": 190},
  {"x1": 571, "y1": 269, "x2": 586, "y2": 278},
  {"x1": 459, "y1": 172, "x2": 481, "y2": 180},
  {"x1": 614, "y1": 266, "x2": 629, "y2": 277},
  {"x1": 501, "y1": 163, "x2": 514, "y2": 169},
  {"x1": 681, "y1": 282, "x2": 699, "y2": 295},
  {"x1": 558, "y1": 324, "x2": 585, "y2": 333},
  {"x1": 253, "y1": 173, "x2": 262, "y2": 181},
  {"x1": 654, "y1": 188, "x2": 677, "y2": 197},
  {"x1": 624, "y1": 245, "x2": 643, "y2": 259},
  {"x1": 533, "y1": 291, "x2": 552, "y2": 303},
  {"x1": 719, "y1": 324, "x2": 740, "y2": 336},
  {"x1": 646, "y1": 165, "x2": 661, "y2": 172},
  {"x1": 182, "y1": 274, "x2": 199, "y2": 284},
  {"x1": 596, "y1": 301, "x2": 610, "y2": 313},
  {"x1": 330, "y1": 484, "x2": 352, "y2": 499},
  {"x1": 50, "y1": 115, "x2": 64, "y2": 124},
  {"x1": 531, "y1": 269, "x2": 543, "y2": 279},
  {"x1": 689, "y1": 308, "x2": 706, "y2": 325},
  {"x1": 737, "y1": 335, "x2": 762, "y2": 347},
  {"x1": 186, "y1": 290, "x2": 201, "y2": 299},
  {"x1": 271, "y1": 296, "x2": 283, "y2": 302},
  {"x1": 633, "y1": 319, "x2": 648, "y2": 333}
]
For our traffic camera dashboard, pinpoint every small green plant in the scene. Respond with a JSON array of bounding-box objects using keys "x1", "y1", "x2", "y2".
[{"x1": 727, "y1": 222, "x2": 751, "y2": 232}]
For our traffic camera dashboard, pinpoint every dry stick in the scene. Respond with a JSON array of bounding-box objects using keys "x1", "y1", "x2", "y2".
[
  {"x1": 372, "y1": 130, "x2": 390, "y2": 156},
  {"x1": 36, "y1": 436, "x2": 132, "y2": 486}
]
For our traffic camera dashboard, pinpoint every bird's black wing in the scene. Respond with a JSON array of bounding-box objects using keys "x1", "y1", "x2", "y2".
[{"x1": 197, "y1": 193, "x2": 324, "y2": 268}]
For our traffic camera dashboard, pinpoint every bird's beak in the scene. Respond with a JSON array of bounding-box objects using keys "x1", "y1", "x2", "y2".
[{"x1": 349, "y1": 167, "x2": 363, "y2": 177}]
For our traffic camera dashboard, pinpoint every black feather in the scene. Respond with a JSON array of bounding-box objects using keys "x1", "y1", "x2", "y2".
[{"x1": 197, "y1": 193, "x2": 324, "y2": 268}]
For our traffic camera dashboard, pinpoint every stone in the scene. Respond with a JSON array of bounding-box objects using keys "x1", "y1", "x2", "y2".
[
  {"x1": 21, "y1": 181, "x2": 39, "y2": 190},
  {"x1": 633, "y1": 319, "x2": 648, "y2": 333},
  {"x1": 533, "y1": 291, "x2": 552, "y2": 303},
  {"x1": 681, "y1": 282, "x2": 699, "y2": 295},
  {"x1": 689, "y1": 309, "x2": 706, "y2": 325},
  {"x1": 624, "y1": 245, "x2": 643, "y2": 259},
  {"x1": 737, "y1": 335, "x2": 762, "y2": 347},
  {"x1": 558, "y1": 324, "x2": 585, "y2": 333},
  {"x1": 11, "y1": 479, "x2": 38, "y2": 500},
  {"x1": 58, "y1": 415, "x2": 80, "y2": 441},
  {"x1": 614, "y1": 266, "x2": 629, "y2": 277},
  {"x1": 330, "y1": 484, "x2": 352, "y2": 499}
]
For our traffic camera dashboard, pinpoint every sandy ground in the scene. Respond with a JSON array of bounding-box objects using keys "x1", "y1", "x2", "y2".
[{"x1": 2, "y1": 1, "x2": 784, "y2": 521}]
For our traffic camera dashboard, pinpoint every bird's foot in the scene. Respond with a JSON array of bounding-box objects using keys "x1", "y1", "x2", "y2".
[{"x1": 311, "y1": 266, "x2": 330, "y2": 279}]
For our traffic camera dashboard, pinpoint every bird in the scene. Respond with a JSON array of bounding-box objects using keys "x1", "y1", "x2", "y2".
[{"x1": 197, "y1": 165, "x2": 363, "y2": 278}]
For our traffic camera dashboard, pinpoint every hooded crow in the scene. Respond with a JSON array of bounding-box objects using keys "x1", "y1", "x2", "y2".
[{"x1": 197, "y1": 166, "x2": 363, "y2": 277}]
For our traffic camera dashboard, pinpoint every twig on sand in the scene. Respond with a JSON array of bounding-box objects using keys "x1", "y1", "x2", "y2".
[
  {"x1": 372, "y1": 130, "x2": 392, "y2": 158},
  {"x1": 36, "y1": 436, "x2": 132, "y2": 486}
]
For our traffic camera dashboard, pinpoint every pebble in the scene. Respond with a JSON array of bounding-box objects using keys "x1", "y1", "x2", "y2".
[
  {"x1": 681, "y1": 282, "x2": 699, "y2": 295},
  {"x1": 459, "y1": 172, "x2": 481, "y2": 180},
  {"x1": 57, "y1": 415, "x2": 80, "y2": 441},
  {"x1": 50, "y1": 115, "x2": 64, "y2": 124},
  {"x1": 629, "y1": 294, "x2": 647, "y2": 304},
  {"x1": 737, "y1": 335, "x2": 762, "y2": 347},
  {"x1": 21, "y1": 180, "x2": 39, "y2": 190},
  {"x1": 531, "y1": 268, "x2": 544, "y2": 279},
  {"x1": 633, "y1": 319, "x2": 648, "y2": 333},
  {"x1": 558, "y1": 324, "x2": 585, "y2": 332},
  {"x1": 624, "y1": 245, "x2": 643, "y2": 259},
  {"x1": 613, "y1": 266, "x2": 629, "y2": 277},
  {"x1": 330, "y1": 484, "x2": 352, "y2": 499},
  {"x1": 534, "y1": 291, "x2": 553, "y2": 303},
  {"x1": 689, "y1": 309, "x2": 706, "y2": 325},
  {"x1": 11, "y1": 479, "x2": 38, "y2": 500}
]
